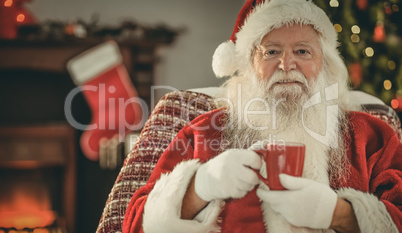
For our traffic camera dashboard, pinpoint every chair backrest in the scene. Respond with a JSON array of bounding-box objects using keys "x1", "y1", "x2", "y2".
[
  {"x1": 348, "y1": 90, "x2": 402, "y2": 140},
  {"x1": 96, "y1": 88, "x2": 401, "y2": 233},
  {"x1": 96, "y1": 90, "x2": 217, "y2": 233}
]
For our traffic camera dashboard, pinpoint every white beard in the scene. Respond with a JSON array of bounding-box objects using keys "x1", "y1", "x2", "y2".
[{"x1": 217, "y1": 69, "x2": 351, "y2": 233}]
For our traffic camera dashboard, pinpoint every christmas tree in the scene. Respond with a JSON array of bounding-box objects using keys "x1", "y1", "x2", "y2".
[{"x1": 315, "y1": 0, "x2": 402, "y2": 111}]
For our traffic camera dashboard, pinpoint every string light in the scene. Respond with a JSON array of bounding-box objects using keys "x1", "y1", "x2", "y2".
[
  {"x1": 16, "y1": 13, "x2": 25, "y2": 23},
  {"x1": 350, "y1": 25, "x2": 361, "y2": 43},
  {"x1": 363, "y1": 47, "x2": 374, "y2": 57},
  {"x1": 351, "y1": 34, "x2": 360, "y2": 43},
  {"x1": 383, "y1": 80, "x2": 392, "y2": 90},
  {"x1": 388, "y1": 60, "x2": 396, "y2": 70},
  {"x1": 334, "y1": 24, "x2": 342, "y2": 32},
  {"x1": 373, "y1": 21, "x2": 386, "y2": 42},
  {"x1": 351, "y1": 25, "x2": 361, "y2": 34},
  {"x1": 4, "y1": 0, "x2": 13, "y2": 7},
  {"x1": 391, "y1": 99, "x2": 399, "y2": 109},
  {"x1": 329, "y1": 0, "x2": 339, "y2": 7}
]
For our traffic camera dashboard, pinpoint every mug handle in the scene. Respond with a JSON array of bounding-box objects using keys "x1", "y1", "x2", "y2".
[{"x1": 252, "y1": 149, "x2": 269, "y2": 185}]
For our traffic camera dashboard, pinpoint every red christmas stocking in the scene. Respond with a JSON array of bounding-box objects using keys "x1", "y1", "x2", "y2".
[{"x1": 67, "y1": 41, "x2": 144, "y2": 161}]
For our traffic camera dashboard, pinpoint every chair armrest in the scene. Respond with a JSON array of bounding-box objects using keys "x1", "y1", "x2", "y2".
[{"x1": 96, "y1": 90, "x2": 217, "y2": 233}]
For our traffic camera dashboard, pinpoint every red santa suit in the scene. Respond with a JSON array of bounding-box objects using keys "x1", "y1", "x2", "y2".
[{"x1": 123, "y1": 109, "x2": 402, "y2": 233}]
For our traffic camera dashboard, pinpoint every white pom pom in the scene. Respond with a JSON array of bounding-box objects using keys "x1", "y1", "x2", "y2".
[{"x1": 212, "y1": 41, "x2": 238, "y2": 78}]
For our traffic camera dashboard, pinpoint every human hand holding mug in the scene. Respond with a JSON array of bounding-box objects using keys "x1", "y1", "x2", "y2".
[
  {"x1": 252, "y1": 141, "x2": 338, "y2": 229},
  {"x1": 257, "y1": 174, "x2": 338, "y2": 229},
  {"x1": 194, "y1": 149, "x2": 262, "y2": 201}
]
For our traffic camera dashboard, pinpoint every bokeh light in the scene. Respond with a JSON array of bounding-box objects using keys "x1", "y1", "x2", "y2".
[
  {"x1": 364, "y1": 47, "x2": 374, "y2": 57},
  {"x1": 383, "y1": 80, "x2": 392, "y2": 90},
  {"x1": 16, "y1": 14, "x2": 25, "y2": 23}
]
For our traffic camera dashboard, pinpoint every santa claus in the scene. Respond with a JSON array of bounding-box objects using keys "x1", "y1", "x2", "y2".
[{"x1": 123, "y1": 0, "x2": 402, "y2": 232}]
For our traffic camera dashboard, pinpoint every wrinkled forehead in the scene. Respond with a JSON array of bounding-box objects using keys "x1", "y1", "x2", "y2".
[
  {"x1": 253, "y1": 23, "x2": 324, "y2": 56},
  {"x1": 260, "y1": 23, "x2": 321, "y2": 44}
]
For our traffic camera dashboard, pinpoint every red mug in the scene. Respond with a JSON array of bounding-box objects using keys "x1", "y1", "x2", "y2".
[{"x1": 254, "y1": 142, "x2": 305, "y2": 190}]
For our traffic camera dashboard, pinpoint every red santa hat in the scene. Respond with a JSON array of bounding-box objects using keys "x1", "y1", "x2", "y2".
[{"x1": 212, "y1": 0, "x2": 338, "y2": 78}]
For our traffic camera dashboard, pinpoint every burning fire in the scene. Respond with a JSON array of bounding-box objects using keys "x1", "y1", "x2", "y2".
[
  {"x1": 0, "y1": 210, "x2": 55, "y2": 229},
  {"x1": 0, "y1": 182, "x2": 55, "y2": 229}
]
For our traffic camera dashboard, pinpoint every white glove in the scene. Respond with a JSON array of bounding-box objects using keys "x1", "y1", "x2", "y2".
[
  {"x1": 194, "y1": 149, "x2": 262, "y2": 201},
  {"x1": 256, "y1": 174, "x2": 338, "y2": 229},
  {"x1": 248, "y1": 140, "x2": 267, "y2": 150}
]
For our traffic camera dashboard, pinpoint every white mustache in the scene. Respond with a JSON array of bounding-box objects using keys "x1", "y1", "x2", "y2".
[{"x1": 267, "y1": 70, "x2": 309, "y2": 89}]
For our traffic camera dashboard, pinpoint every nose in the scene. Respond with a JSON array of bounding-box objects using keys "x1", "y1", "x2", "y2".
[{"x1": 278, "y1": 51, "x2": 296, "y2": 71}]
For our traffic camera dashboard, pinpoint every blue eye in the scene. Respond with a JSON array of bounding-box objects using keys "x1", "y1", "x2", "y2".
[
  {"x1": 297, "y1": 49, "x2": 308, "y2": 54},
  {"x1": 265, "y1": 50, "x2": 278, "y2": 56}
]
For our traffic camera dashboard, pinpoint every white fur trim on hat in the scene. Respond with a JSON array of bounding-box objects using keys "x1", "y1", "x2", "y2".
[
  {"x1": 143, "y1": 159, "x2": 223, "y2": 233},
  {"x1": 337, "y1": 188, "x2": 399, "y2": 233},
  {"x1": 212, "y1": 41, "x2": 238, "y2": 78}
]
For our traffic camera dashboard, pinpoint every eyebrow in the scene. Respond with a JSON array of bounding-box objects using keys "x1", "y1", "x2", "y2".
[
  {"x1": 294, "y1": 42, "x2": 314, "y2": 47},
  {"x1": 261, "y1": 41, "x2": 314, "y2": 48},
  {"x1": 260, "y1": 43, "x2": 281, "y2": 48}
]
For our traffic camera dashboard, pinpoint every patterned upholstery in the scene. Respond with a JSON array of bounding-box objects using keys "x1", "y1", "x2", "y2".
[
  {"x1": 361, "y1": 104, "x2": 402, "y2": 141},
  {"x1": 96, "y1": 90, "x2": 217, "y2": 233},
  {"x1": 96, "y1": 90, "x2": 401, "y2": 233}
]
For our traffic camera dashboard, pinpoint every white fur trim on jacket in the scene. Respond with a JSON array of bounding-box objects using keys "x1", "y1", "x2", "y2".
[
  {"x1": 337, "y1": 188, "x2": 399, "y2": 233},
  {"x1": 143, "y1": 159, "x2": 223, "y2": 233}
]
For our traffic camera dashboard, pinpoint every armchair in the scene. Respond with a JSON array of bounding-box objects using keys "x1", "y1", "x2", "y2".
[{"x1": 96, "y1": 88, "x2": 401, "y2": 233}]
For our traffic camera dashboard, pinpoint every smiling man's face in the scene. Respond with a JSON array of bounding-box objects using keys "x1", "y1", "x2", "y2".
[{"x1": 252, "y1": 23, "x2": 323, "y2": 95}]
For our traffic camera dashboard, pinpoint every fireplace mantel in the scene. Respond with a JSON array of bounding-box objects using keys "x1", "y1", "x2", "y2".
[{"x1": 0, "y1": 38, "x2": 170, "y2": 109}]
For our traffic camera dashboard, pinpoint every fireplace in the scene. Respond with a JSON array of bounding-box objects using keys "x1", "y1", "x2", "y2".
[
  {"x1": 0, "y1": 58, "x2": 80, "y2": 232},
  {"x1": 0, "y1": 37, "x2": 165, "y2": 232},
  {"x1": 0, "y1": 125, "x2": 76, "y2": 233}
]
